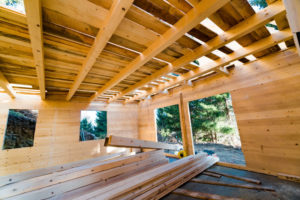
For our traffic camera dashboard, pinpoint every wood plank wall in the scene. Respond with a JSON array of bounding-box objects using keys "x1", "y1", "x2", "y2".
[
  {"x1": 0, "y1": 95, "x2": 138, "y2": 175},
  {"x1": 138, "y1": 48, "x2": 300, "y2": 176}
]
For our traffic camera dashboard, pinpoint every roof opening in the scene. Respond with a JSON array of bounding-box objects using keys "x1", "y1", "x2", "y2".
[{"x1": 0, "y1": 0, "x2": 25, "y2": 14}]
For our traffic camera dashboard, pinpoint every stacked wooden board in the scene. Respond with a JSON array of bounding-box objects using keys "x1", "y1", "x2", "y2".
[{"x1": 0, "y1": 137, "x2": 218, "y2": 199}]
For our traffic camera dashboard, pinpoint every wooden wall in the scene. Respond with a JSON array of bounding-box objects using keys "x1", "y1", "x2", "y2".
[
  {"x1": 0, "y1": 94, "x2": 138, "y2": 176},
  {"x1": 138, "y1": 48, "x2": 300, "y2": 176}
]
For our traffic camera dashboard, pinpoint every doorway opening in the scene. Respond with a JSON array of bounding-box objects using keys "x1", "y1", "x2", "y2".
[{"x1": 189, "y1": 93, "x2": 245, "y2": 165}]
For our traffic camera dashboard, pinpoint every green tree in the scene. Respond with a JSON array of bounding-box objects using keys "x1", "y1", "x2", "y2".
[
  {"x1": 156, "y1": 104, "x2": 182, "y2": 143},
  {"x1": 80, "y1": 118, "x2": 94, "y2": 134},
  {"x1": 3, "y1": 0, "x2": 21, "y2": 6},
  {"x1": 94, "y1": 111, "x2": 107, "y2": 139},
  {"x1": 189, "y1": 93, "x2": 233, "y2": 143},
  {"x1": 248, "y1": 0, "x2": 268, "y2": 8}
]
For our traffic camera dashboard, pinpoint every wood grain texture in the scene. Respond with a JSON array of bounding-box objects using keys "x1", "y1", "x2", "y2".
[
  {"x1": 0, "y1": 94, "x2": 138, "y2": 176},
  {"x1": 138, "y1": 48, "x2": 300, "y2": 176}
]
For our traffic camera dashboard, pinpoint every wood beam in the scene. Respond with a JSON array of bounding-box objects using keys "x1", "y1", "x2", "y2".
[
  {"x1": 89, "y1": 0, "x2": 230, "y2": 101},
  {"x1": 65, "y1": 0, "x2": 133, "y2": 101},
  {"x1": 179, "y1": 93, "x2": 194, "y2": 155},
  {"x1": 109, "y1": 1, "x2": 286, "y2": 102},
  {"x1": 283, "y1": 0, "x2": 300, "y2": 56},
  {"x1": 0, "y1": 71, "x2": 16, "y2": 98},
  {"x1": 128, "y1": 28, "x2": 293, "y2": 102},
  {"x1": 23, "y1": 0, "x2": 46, "y2": 99},
  {"x1": 105, "y1": 135, "x2": 181, "y2": 151}
]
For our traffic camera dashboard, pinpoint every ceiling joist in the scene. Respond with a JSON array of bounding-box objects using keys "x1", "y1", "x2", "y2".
[
  {"x1": 108, "y1": 1, "x2": 286, "y2": 102},
  {"x1": 89, "y1": 0, "x2": 230, "y2": 101},
  {"x1": 0, "y1": 70, "x2": 16, "y2": 98},
  {"x1": 128, "y1": 28, "x2": 293, "y2": 102},
  {"x1": 23, "y1": 0, "x2": 46, "y2": 99},
  {"x1": 65, "y1": 0, "x2": 134, "y2": 101}
]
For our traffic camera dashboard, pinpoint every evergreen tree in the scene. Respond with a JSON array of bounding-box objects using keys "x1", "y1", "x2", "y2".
[
  {"x1": 189, "y1": 93, "x2": 233, "y2": 143},
  {"x1": 94, "y1": 111, "x2": 107, "y2": 139},
  {"x1": 80, "y1": 118, "x2": 94, "y2": 134}
]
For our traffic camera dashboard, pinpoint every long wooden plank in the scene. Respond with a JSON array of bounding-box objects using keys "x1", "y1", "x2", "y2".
[
  {"x1": 4, "y1": 151, "x2": 166, "y2": 199},
  {"x1": 0, "y1": 152, "x2": 125, "y2": 187},
  {"x1": 0, "y1": 70, "x2": 16, "y2": 98},
  {"x1": 89, "y1": 0, "x2": 230, "y2": 101},
  {"x1": 110, "y1": 1, "x2": 286, "y2": 102},
  {"x1": 65, "y1": 0, "x2": 133, "y2": 101},
  {"x1": 128, "y1": 28, "x2": 293, "y2": 102},
  {"x1": 135, "y1": 156, "x2": 219, "y2": 200},
  {"x1": 23, "y1": 0, "x2": 46, "y2": 99},
  {"x1": 191, "y1": 179, "x2": 275, "y2": 191},
  {"x1": 0, "y1": 150, "x2": 163, "y2": 198},
  {"x1": 105, "y1": 135, "x2": 181, "y2": 150},
  {"x1": 53, "y1": 159, "x2": 168, "y2": 200},
  {"x1": 116, "y1": 153, "x2": 208, "y2": 200},
  {"x1": 206, "y1": 170, "x2": 261, "y2": 184},
  {"x1": 76, "y1": 154, "x2": 205, "y2": 199},
  {"x1": 173, "y1": 188, "x2": 242, "y2": 200}
]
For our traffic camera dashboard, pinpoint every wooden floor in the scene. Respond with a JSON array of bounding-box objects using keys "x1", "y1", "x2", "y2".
[{"x1": 163, "y1": 165, "x2": 300, "y2": 200}]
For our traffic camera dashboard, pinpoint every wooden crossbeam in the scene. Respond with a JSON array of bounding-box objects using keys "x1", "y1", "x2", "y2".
[
  {"x1": 108, "y1": 1, "x2": 286, "y2": 103},
  {"x1": 105, "y1": 135, "x2": 181, "y2": 151},
  {"x1": 127, "y1": 28, "x2": 293, "y2": 102},
  {"x1": 65, "y1": 0, "x2": 133, "y2": 101},
  {"x1": 0, "y1": 71, "x2": 16, "y2": 98},
  {"x1": 23, "y1": 0, "x2": 46, "y2": 99},
  {"x1": 89, "y1": 0, "x2": 230, "y2": 101}
]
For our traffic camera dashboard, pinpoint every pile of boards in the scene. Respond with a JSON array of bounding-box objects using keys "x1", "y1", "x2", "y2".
[{"x1": 0, "y1": 136, "x2": 218, "y2": 199}]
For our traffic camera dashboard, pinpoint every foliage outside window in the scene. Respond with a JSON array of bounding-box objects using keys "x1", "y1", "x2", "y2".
[
  {"x1": 155, "y1": 104, "x2": 182, "y2": 144},
  {"x1": 189, "y1": 93, "x2": 240, "y2": 147},
  {"x1": 80, "y1": 111, "x2": 107, "y2": 141},
  {"x1": 0, "y1": 0, "x2": 25, "y2": 13},
  {"x1": 3, "y1": 109, "x2": 38, "y2": 149}
]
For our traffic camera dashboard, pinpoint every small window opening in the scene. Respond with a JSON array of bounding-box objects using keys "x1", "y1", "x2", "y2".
[
  {"x1": 80, "y1": 110, "x2": 107, "y2": 141},
  {"x1": 189, "y1": 92, "x2": 245, "y2": 165},
  {"x1": 155, "y1": 104, "x2": 183, "y2": 156},
  {"x1": 0, "y1": 0, "x2": 25, "y2": 14},
  {"x1": 3, "y1": 109, "x2": 38, "y2": 149}
]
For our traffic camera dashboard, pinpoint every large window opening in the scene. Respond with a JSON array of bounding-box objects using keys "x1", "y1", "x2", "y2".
[
  {"x1": 3, "y1": 109, "x2": 38, "y2": 149},
  {"x1": 155, "y1": 104, "x2": 183, "y2": 153},
  {"x1": 80, "y1": 110, "x2": 107, "y2": 141},
  {"x1": 189, "y1": 93, "x2": 245, "y2": 165}
]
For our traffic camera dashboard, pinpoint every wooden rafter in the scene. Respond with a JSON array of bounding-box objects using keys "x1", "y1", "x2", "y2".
[
  {"x1": 23, "y1": 0, "x2": 46, "y2": 99},
  {"x1": 65, "y1": 0, "x2": 133, "y2": 101},
  {"x1": 128, "y1": 28, "x2": 293, "y2": 102},
  {"x1": 108, "y1": 1, "x2": 286, "y2": 102},
  {"x1": 0, "y1": 71, "x2": 16, "y2": 98},
  {"x1": 89, "y1": 0, "x2": 230, "y2": 101}
]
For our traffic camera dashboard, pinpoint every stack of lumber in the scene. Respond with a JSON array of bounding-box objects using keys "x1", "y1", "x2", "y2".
[{"x1": 0, "y1": 137, "x2": 218, "y2": 199}]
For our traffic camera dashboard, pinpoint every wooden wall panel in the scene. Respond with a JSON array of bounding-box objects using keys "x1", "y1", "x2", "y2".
[
  {"x1": 0, "y1": 94, "x2": 138, "y2": 175},
  {"x1": 138, "y1": 48, "x2": 300, "y2": 176}
]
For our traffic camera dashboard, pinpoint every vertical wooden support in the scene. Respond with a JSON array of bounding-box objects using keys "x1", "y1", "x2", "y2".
[
  {"x1": 179, "y1": 93, "x2": 194, "y2": 155},
  {"x1": 283, "y1": 0, "x2": 300, "y2": 55}
]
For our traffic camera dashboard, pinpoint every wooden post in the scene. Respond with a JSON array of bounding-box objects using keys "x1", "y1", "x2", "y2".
[
  {"x1": 179, "y1": 93, "x2": 194, "y2": 155},
  {"x1": 283, "y1": 0, "x2": 300, "y2": 56}
]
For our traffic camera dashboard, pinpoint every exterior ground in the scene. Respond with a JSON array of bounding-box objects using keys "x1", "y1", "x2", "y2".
[{"x1": 162, "y1": 165, "x2": 300, "y2": 200}]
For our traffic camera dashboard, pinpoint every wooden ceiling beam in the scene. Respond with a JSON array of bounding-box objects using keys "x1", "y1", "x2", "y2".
[
  {"x1": 24, "y1": 0, "x2": 46, "y2": 99},
  {"x1": 89, "y1": 0, "x2": 230, "y2": 102},
  {"x1": 109, "y1": 1, "x2": 286, "y2": 102},
  {"x1": 128, "y1": 28, "x2": 293, "y2": 102},
  {"x1": 65, "y1": 0, "x2": 133, "y2": 101},
  {"x1": 0, "y1": 71, "x2": 16, "y2": 98}
]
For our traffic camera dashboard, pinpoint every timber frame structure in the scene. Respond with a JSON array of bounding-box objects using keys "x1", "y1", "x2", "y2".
[
  {"x1": 0, "y1": 0, "x2": 296, "y2": 102},
  {"x1": 0, "y1": 0, "x2": 300, "y2": 199}
]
